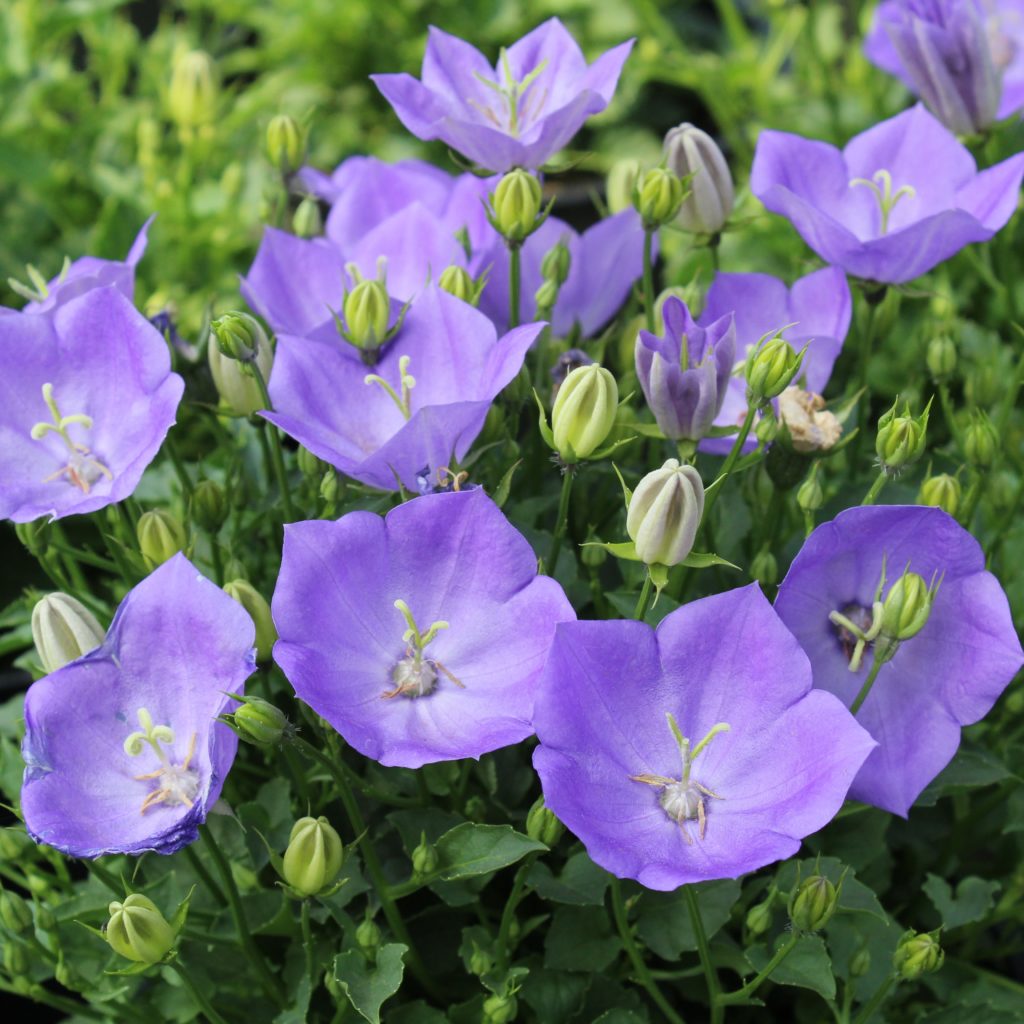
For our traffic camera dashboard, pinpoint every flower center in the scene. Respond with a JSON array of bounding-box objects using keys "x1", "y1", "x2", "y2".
[
  {"x1": 123, "y1": 707, "x2": 200, "y2": 813},
  {"x1": 365, "y1": 355, "x2": 416, "y2": 420},
  {"x1": 383, "y1": 599, "x2": 463, "y2": 699},
  {"x1": 470, "y1": 49, "x2": 549, "y2": 137},
  {"x1": 849, "y1": 169, "x2": 917, "y2": 235},
  {"x1": 630, "y1": 714, "x2": 730, "y2": 843},
  {"x1": 30, "y1": 382, "x2": 112, "y2": 493},
  {"x1": 7, "y1": 257, "x2": 70, "y2": 304}
]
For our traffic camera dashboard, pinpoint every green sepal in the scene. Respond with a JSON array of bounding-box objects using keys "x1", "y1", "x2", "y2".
[
  {"x1": 106, "y1": 958, "x2": 166, "y2": 976},
  {"x1": 493, "y1": 460, "x2": 522, "y2": 509},
  {"x1": 611, "y1": 463, "x2": 633, "y2": 507},
  {"x1": 616, "y1": 420, "x2": 665, "y2": 439},
  {"x1": 706, "y1": 424, "x2": 742, "y2": 437},
  {"x1": 682, "y1": 551, "x2": 741, "y2": 571},
  {"x1": 168, "y1": 885, "x2": 196, "y2": 935},
  {"x1": 581, "y1": 539, "x2": 641, "y2": 562},
  {"x1": 587, "y1": 435, "x2": 636, "y2": 461},
  {"x1": 649, "y1": 563, "x2": 670, "y2": 596},
  {"x1": 254, "y1": 827, "x2": 288, "y2": 882},
  {"x1": 532, "y1": 390, "x2": 555, "y2": 449}
]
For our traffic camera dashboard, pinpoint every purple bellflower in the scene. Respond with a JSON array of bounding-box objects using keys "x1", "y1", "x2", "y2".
[
  {"x1": 698, "y1": 267, "x2": 851, "y2": 454},
  {"x1": 634, "y1": 295, "x2": 736, "y2": 442},
  {"x1": 21, "y1": 554, "x2": 255, "y2": 857},
  {"x1": 272, "y1": 488, "x2": 575, "y2": 768},
  {"x1": 532, "y1": 584, "x2": 875, "y2": 889},
  {"x1": 265, "y1": 285, "x2": 542, "y2": 491},
  {"x1": 750, "y1": 104, "x2": 1024, "y2": 283},
  {"x1": 0, "y1": 287, "x2": 184, "y2": 523},
  {"x1": 865, "y1": 1, "x2": 1024, "y2": 134},
  {"x1": 371, "y1": 19, "x2": 634, "y2": 172},
  {"x1": 775, "y1": 506, "x2": 1024, "y2": 817}
]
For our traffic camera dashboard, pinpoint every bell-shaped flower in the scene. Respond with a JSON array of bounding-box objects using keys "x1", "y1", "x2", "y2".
[
  {"x1": 21, "y1": 554, "x2": 255, "y2": 857},
  {"x1": 775, "y1": 506, "x2": 1024, "y2": 816},
  {"x1": 265, "y1": 286, "x2": 542, "y2": 491},
  {"x1": 0, "y1": 287, "x2": 184, "y2": 523},
  {"x1": 751, "y1": 104, "x2": 1024, "y2": 282},
  {"x1": 635, "y1": 296, "x2": 735, "y2": 441},
  {"x1": 272, "y1": 489, "x2": 575, "y2": 767},
  {"x1": 371, "y1": 19, "x2": 634, "y2": 173},
  {"x1": 532, "y1": 584, "x2": 875, "y2": 889}
]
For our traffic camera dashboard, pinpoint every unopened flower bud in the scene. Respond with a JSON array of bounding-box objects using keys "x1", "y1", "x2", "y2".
[
  {"x1": 344, "y1": 277, "x2": 390, "y2": 350},
  {"x1": 893, "y1": 929, "x2": 944, "y2": 980},
  {"x1": 320, "y1": 468, "x2": 342, "y2": 505},
  {"x1": 232, "y1": 695, "x2": 288, "y2": 747},
  {"x1": 850, "y1": 947, "x2": 871, "y2": 978},
  {"x1": 468, "y1": 944, "x2": 493, "y2": 977},
  {"x1": 788, "y1": 875, "x2": 839, "y2": 933},
  {"x1": 209, "y1": 318, "x2": 274, "y2": 417},
  {"x1": 438, "y1": 265, "x2": 476, "y2": 304},
  {"x1": 751, "y1": 548, "x2": 778, "y2": 587},
  {"x1": 797, "y1": 472, "x2": 824, "y2": 512},
  {"x1": 105, "y1": 894, "x2": 176, "y2": 964},
  {"x1": 35, "y1": 905, "x2": 57, "y2": 934},
  {"x1": 283, "y1": 816, "x2": 344, "y2": 897},
  {"x1": 297, "y1": 446, "x2": 325, "y2": 479},
  {"x1": 223, "y1": 579, "x2": 277, "y2": 662},
  {"x1": 918, "y1": 473, "x2": 960, "y2": 516},
  {"x1": 534, "y1": 278, "x2": 560, "y2": 314},
  {"x1": 410, "y1": 834, "x2": 439, "y2": 879},
  {"x1": 525, "y1": 796, "x2": 565, "y2": 847},
  {"x1": 490, "y1": 170, "x2": 543, "y2": 243},
  {"x1": 966, "y1": 363, "x2": 1000, "y2": 408},
  {"x1": 211, "y1": 311, "x2": 265, "y2": 364},
  {"x1": 482, "y1": 993, "x2": 518, "y2": 1024},
  {"x1": 4, "y1": 942, "x2": 29, "y2": 980},
  {"x1": 191, "y1": 479, "x2": 228, "y2": 533},
  {"x1": 168, "y1": 50, "x2": 218, "y2": 131},
  {"x1": 137, "y1": 510, "x2": 186, "y2": 570},
  {"x1": 607, "y1": 158, "x2": 642, "y2": 214},
  {"x1": 963, "y1": 414, "x2": 998, "y2": 468},
  {"x1": 31, "y1": 593, "x2": 105, "y2": 674},
  {"x1": 0, "y1": 890, "x2": 33, "y2": 935},
  {"x1": 745, "y1": 900, "x2": 773, "y2": 936},
  {"x1": 0, "y1": 829, "x2": 29, "y2": 860},
  {"x1": 635, "y1": 167, "x2": 685, "y2": 228},
  {"x1": 541, "y1": 242, "x2": 571, "y2": 286},
  {"x1": 880, "y1": 571, "x2": 935, "y2": 642},
  {"x1": 875, "y1": 399, "x2": 930, "y2": 474},
  {"x1": 550, "y1": 364, "x2": 618, "y2": 462},
  {"x1": 663, "y1": 123, "x2": 734, "y2": 234},
  {"x1": 755, "y1": 413, "x2": 779, "y2": 445},
  {"x1": 626, "y1": 459, "x2": 704, "y2": 567},
  {"x1": 926, "y1": 336, "x2": 957, "y2": 380},
  {"x1": 355, "y1": 916, "x2": 382, "y2": 958},
  {"x1": 293, "y1": 196, "x2": 323, "y2": 239},
  {"x1": 745, "y1": 335, "x2": 804, "y2": 404},
  {"x1": 266, "y1": 115, "x2": 305, "y2": 176}
]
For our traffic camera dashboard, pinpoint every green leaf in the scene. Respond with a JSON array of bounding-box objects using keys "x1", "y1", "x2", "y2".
[
  {"x1": 389, "y1": 1002, "x2": 449, "y2": 1024},
  {"x1": 917, "y1": 745, "x2": 1015, "y2": 805},
  {"x1": 528, "y1": 851, "x2": 611, "y2": 906},
  {"x1": 274, "y1": 976, "x2": 312, "y2": 1024},
  {"x1": 332, "y1": 943, "x2": 407, "y2": 1024},
  {"x1": 433, "y1": 823, "x2": 545, "y2": 881},
  {"x1": 745, "y1": 934, "x2": 835, "y2": 1000},
  {"x1": 520, "y1": 963, "x2": 589, "y2": 1021},
  {"x1": 923, "y1": 874, "x2": 1001, "y2": 929},
  {"x1": 636, "y1": 879, "x2": 740, "y2": 959},
  {"x1": 544, "y1": 906, "x2": 620, "y2": 972}
]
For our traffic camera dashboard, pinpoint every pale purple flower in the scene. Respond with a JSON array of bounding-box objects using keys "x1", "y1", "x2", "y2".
[
  {"x1": 371, "y1": 19, "x2": 634, "y2": 172},
  {"x1": 750, "y1": 104, "x2": 1024, "y2": 282},
  {"x1": 0, "y1": 287, "x2": 184, "y2": 523},
  {"x1": 21, "y1": 554, "x2": 254, "y2": 857},
  {"x1": 532, "y1": 584, "x2": 875, "y2": 889},
  {"x1": 865, "y1": 1, "x2": 1024, "y2": 133},
  {"x1": 698, "y1": 266, "x2": 851, "y2": 454},
  {"x1": 265, "y1": 285, "x2": 541, "y2": 491},
  {"x1": 775, "y1": 506, "x2": 1024, "y2": 817},
  {"x1": 635, "y1": 296, "x2": 736, "y2": 441},
  {"x1": 272, "y1": 489, "x2": 575, "y2": 767}
]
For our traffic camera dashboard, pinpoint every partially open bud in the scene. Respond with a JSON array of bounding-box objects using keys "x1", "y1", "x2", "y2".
[
  {"x1": 293, "y1": 196, "x2": 323, "y2": 239},
  {"x1": 880, "y1": 570, "x2": 937, "y2": 643},
  {"x1": 550, "y1": 364, "x2": 618, "y2": 462},
  {"x1": 745, "y1": 334, "x2": 804, "y2": 405},
  {"x1": 410, "y1": 833, "x2": 439, "y2": 879},
  {"x1": 167, "y1": 50, "x2": 218, "y2": 133},
  {"x1": 788, "y1": 874, "x2": 839, "y2": 933},
  {"x1": 266, "y1": 114, "x2": 305, "y2": 176},
  {"x1": 918, "y1": 473, "x2": 960, "y2": 516},
  {"x1": 191, "y1": 479, "x2": 228, "y2": 533},
  {"x1": 525, "y1": 796, "x2": 565, "y2": 847},
  {"x1": 223, "y1": 579, "x2": 277, "y2": 662},
  {"x1": 963, "y1": 414, "x2": 998, "y2": 468},
  {"x1": 490, "y1": 170, "x2": 543, "y2": 243},
  {"x1": 105, "y1": 894, "x2": 176, "y2": 964},
  {"x1": 32, "y1": 593, "x2": 105, "y2": 674},
  {"x1": 626, "y1": 459, "x2": 704, "y2": 567},
  {"x1": 893, "y1": 929, "x2": 944, "y2": 980},
  {"x1": 607, "y1": 158, "x2": 642, "y2": 214},
  {"x1": 663, "y1": 123, "x2": 734, "y2": 235},
  {"x1": 635, "y1": 167, "x2": 685, "y2": 229},
  {"x1": 282, "y1": 816, "x2": 344, "y2": 898},
  {"x1": 876, "y1": 398, "x2": 930, "y2": 475},
  {"x1": 926, "y1": 336, "x2": 957, "y2": 380},
  {"x1": 231, "y1": 695, "x2": 288, "y2": 748},
  {"x1": 209, "y1": 317, "x2": 274, "y2": 417},
  {"x1": 344, "y1": 271, "x2": 391, "y2": 351},
  {"x1": 137, "y1": 510, "x2": 186, "y2": 570}
]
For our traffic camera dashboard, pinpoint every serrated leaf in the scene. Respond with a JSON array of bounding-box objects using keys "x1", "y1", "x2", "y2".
[
  {"x1": 636, "y1": 879, "x2": 740, "y2": 959},
  {"x1": 434, "y1": 823, "x2": 546, "y2": 881},
  {"x1": 544, "y1": 906, "x2": 619, "y2": 972},
  {"x1": 332, "y1": 943, "x2": 407, "y2": 1024},
  {"x1": 923, "y1": 874, "x2": 1000, "y2": 929},
  {"x1": 528, "y1": 851, "x2": 610, "y2": 906}
]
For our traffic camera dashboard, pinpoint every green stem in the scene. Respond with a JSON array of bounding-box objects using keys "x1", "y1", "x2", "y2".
[
  {"x1": 860, "y1": 471, "x2": 889, "y2": 506},
  {"x1": 200, "y1": 825, "x2": 285, "y2": 1007},
  {"x1": 164, "y1": 433, "x2": 194, "y2": 500},
  {"x1": 251, "y1": 366, "x2": 296, "y2": 522},
  {"x1": 182, "y1": 845, "x2": 227, "y2": 908},
  {"x1": 849, "y1": 653, "x2": 885, "y2": 716},
  {"x1": 170, "y1": 960, "x2": 231, "y2": 1024},
  {"x1": 643, "y1": 230, "x2": 657, "y2": 332},
  {"x1": 0, "y1": 983, "x2": 105, "y2": 1021},
  {"x1": 209, "y1": 536, "x2": 225, "y2": 585},
  {"x1": 546, "y1": 469, "x2": 575, "y2": 575},
  {"x1": 496, "y1": 854, "x2": 539, "y2": 972},
  {"x1": 301, "y1": 899, "x2": 316, "y2": 989},
  {"x1": 854, "y1": 294, "x2": 884, "y2": 466},
  {"x1": 684, "y1": 885, "x2": 723, "y2": 1024},
  {"x1": 703, "y1": 404, "x2": 758, "y2": 517},
  {"x1": 509, "y1": 243, "x2": 522, "y2": 328},
  {"x1": 851, "y1": 975, "x2": 895, "y2": 1024},
  {"x1": 610, "y1": 878, "x2": 685, "y2": 1024},
  {"x1": 959, "y1": 470, "x2": 985, "y2": 527},
  {"x1": 936, "y1": 382, "x2": 960, "y2": 448},
  {"x1": 717, "y1": 932, "x2": 799, "y2": 1005},
  {"x1": 48, "y1": 541, "x2": 118, "y2": 574},
  {"x1": 996, "y1": 345, "x2": 1024, "y2": 435},
  {"x1": 633, "y1": 574, "x2": 654, "y2": 621}
]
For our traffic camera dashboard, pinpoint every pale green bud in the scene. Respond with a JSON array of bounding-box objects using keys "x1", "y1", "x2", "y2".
[
  {"x1": 191, "y1": 479, "x2": 228, "y2": 533},
  {"x1": 292, "y1": 196, "x2": 323, "y2": 239},
  {"x1": 926, "y1": 336, "x2": 957, "y2": 380},
  {"x1": 541, "y1": 242, "x2": 571, "y2": 286},
  {"x1": 4, "y1": 942, "x2": 29, "y2": 979},
  {"x1": 232, "y1": 696, "x2": 288, "y2": 748},
  {"x1": 208, "y1": 320, "x2": 274, "y2": 416},
  {"x1": 745, "y1": 335, "x2": 804, "y2": 404},
  {"x1": 266, "y1": 114, "x2": 305, "y2": 176},
  {"x1": 745, "y1": 900, "x2": 773, "y2": 936},
  {"x1": 966, "y1": 363, "x2": 1001, "y2": 408},
  {"x1": 788, "y1": 875, "x2": 838, "y2": 933},
  {"x1": 105, "y1": 894, "x2": 176, "y2": 964},
  {"x1": 438, "y1": 265, "x2": 479, "y2": 305},
  {"x1": 875, "y1": 399, "x2": 930, "y2": 473},
  {"x1": 136, "y1": 510, "x2": 186, "y2": 570},
  {"x1": 626, "y1": 459, "x2": 704, "y2": 567},
  {"x1": 880, "y1": 571, "x2": 935, "y2": 642},
  {"x1": 168, "y1": 50, "x2": 218, "y2": 130},
  {"x1": 893, "y1": 929, "x2": 943, "y2": 980},
  {"x1": 468, "y1": 944, "x2": 493, "y2": 977},
  {"x1": 490, "y1": 170, "x2": 543, "y2": 242},
  {"x1": 320, "y1": 468, "x2": 342, "y2": 504},
  {"x1": 797, "y1": 473, "x2": 824, "y2": 512},
  {"x1": 918, "y1": 473, "x2": 960, "y2": 516},
  {"x1": 31, "y1": 593, "x2": 105, "y2": 674},
  {"x1": 0, "y1": 890, "x2": 33, "y2": 935},
  {"x1": 963, "y1": 414, "x2": 998, "y2": 468},
  {"x1": 223, "y1": 580, "x2": 277, "y2": 662},
  {"x1": 410, "y1": 834, "x2": 439, "y2": 879},
  {"x1": 663, "y1": 122, "x2": 734, "y2": 234},
  {"x1": 635, "y1": 167, "x2": 685, "y2": 228},
  {"x1": 282, "y1": 816, "x2": 344, "y2": 897},
  {"x1": 482, "y1": 993, "x2": 518, "y2": 1024},
  {"x1": 534, "y1": 278, "x2": 559, "y2": 313},
  {"x1": 607, "y1": 158, "x2": 642, "y2": 214},
  {"x1": 751, "y1": 548, "x2": 778, "y2": 587},
  {"x1": 355, "y1": 916, "x2": 382, "y2": 958},
  {"x1": 525, "y1": 796, "x2": 565, "y2": 847},
  {"x1": 344, "y1": 279, "x2": 390, "y2": 349},
  {"x1": 297, "y1": 446, "x2": 326, "y2": 479},
  {"x1": 850, "y1": 947, "x2": 871, "y2": 978},
  {"x1": 550, "y1": 364, "x2": 618, "y2": 462}
]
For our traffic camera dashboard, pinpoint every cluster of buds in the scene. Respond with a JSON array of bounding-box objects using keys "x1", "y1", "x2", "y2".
[
  {"x1": 209, "y1": 312, "x2": 275, "y2": 416},
  {"x1": 875, "y1": 397, "x2": 931, "y2": 476}
]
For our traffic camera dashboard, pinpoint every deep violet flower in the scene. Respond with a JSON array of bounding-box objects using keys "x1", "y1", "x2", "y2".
[
  {"x1": 750, "y1": 104, "x2": 1024, "y2": 283},
  {"x1": 272, "y1": 488, "x2": 575, "y2": 768},
  {"x1": 371, "y1": 19, "x2": 634, "y2": 173},
  {"x1": 634, "y1": 295, "x2": 736, "y2": 441},
  {"x1": 21, "y1": 554, "x2": 255, "y2": 857},
  {"x1": 698, "y1": 266, "x2": 851, "y2": 454},
  {"x1": 775, "y1": 505, "x2": 1024, "y2": 817},
  {"x1": 865, "y1": 1, "x2": 1024, "y2": 134},
  {"x1": 264, "y1": 285, "x2": 542, "y2": 492},
  {"x1": 532, "y1": 584, "x2": 875, "y2": 889},
  {"x1": 0, "y1": 287, "x2": 184, "y2": 523}
]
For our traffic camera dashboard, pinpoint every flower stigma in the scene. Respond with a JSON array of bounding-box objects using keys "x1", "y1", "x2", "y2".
[
  {"x1": 470, "y1": 49, "x2": 549, "y2": 136},
  {"x1": 365, "y1": 355, "x2": 416, "y2": 420},
  {"x1": 123, "y1": 707, "x2": 200, "y2": 813},
  {"x1": 7, "y1": 257, "x2": 71, "y2": 303},
  {"x1": 849, "y1": 169, "x2": 917, "y2": 235},
  {"x1": 383, "y1": 599, "x2": 463, "y2": 699},
  {"x1": 30, "y1": 382, "x2": 113, "y2": 493},
  {"x1": 630, "y1": 713, "x2": 730, "y2": 843}
]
